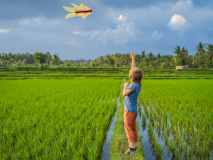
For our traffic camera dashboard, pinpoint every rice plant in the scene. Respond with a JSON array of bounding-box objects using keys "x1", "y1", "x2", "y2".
[
  {"x1": 0, "y1": 78, "x2": 120, "y2": 159},
  {"x1": 139, "y1": 79, "x2": 213, "y2": 159}
]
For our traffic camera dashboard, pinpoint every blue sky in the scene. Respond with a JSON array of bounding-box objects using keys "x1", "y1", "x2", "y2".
[{"x1": 0, "y1": 0, "x2": 213, "y2": 60}]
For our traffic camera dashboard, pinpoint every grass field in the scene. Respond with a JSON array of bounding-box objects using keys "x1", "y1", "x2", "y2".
[
  {"x1": 0, "y1": 68, "x2": 212, "y2": 159},
  {"x1": 0, "y1": 67, "x2": 213, "y2": 80}
]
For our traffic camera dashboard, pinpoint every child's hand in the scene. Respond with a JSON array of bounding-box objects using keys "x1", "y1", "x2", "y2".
[
  {"x1": 124, "y1": 82, "x2": 129, "y2": 88},
  {"x1": 130, "y1": 52, "x2": 135, "y2": 59}
]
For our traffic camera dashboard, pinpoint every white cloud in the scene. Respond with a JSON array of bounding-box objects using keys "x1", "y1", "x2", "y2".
[
  {"x1": 0, "y1": 28, "x2": 9, "y2": 34},
  {"x1": 172, "y1": 0, "x2": 192, "y2": 10},
  {"x1": 66, "y1": 39, "x2": 78, "y2": 46},
  {"x1": 168, "y1": 14, "x2": 191, "y2": 31},
  {"x1": 116, "y1": 15, "x2": 126, "y2": 21},
  {"x1": 19, "y1": 17, "x2": 41, "y2": 25},
  {"x1": 106, "y1": 22, "x2": 136, "y2": 44},
  {"x1": 72, "y1": 16, "x2": 136, "y2": 45},
  {"x1": 151, "y1": 30, "x2": 164, "y2": 40},
  {"x1": 33, "y1": 18, "x2": 41, "y2": 23},
  {"x1": 72, "y1": 31, "x2": 80, "y2": 35}
]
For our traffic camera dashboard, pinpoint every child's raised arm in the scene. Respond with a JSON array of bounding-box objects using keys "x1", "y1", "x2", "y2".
[{"x1": 130, "y1": 52, "x2": 136, "y2": 68}]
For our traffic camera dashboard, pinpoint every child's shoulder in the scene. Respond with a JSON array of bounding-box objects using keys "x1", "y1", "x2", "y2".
[
  {"x1": 131, "y1": 82, "x2": 141, "y2": 86},
  {"x1": 129, "y1": 83, "x2": 141, "y2": 91}
]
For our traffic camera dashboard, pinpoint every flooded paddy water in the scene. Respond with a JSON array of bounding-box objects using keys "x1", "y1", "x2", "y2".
[
  {"x1": 101, "y1": 97, "x2": 120, "y2": 160},
  {"x1": 137, "y1": 103, "x2": 213, "y2": 160},
  {"x1": 100, "y1": 98, "x2": 174, "y2": 160},
  {"x1": 137, "y1": 104, "x2": 173, "y2": 160},
  {"x1": 100, "y1": 94, "x2": 212, "y2": 159}
]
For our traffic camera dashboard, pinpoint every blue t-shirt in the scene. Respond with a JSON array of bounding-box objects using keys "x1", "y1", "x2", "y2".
[{"x1": 124, "y1": 83, "x2": 141, "y2": 113}]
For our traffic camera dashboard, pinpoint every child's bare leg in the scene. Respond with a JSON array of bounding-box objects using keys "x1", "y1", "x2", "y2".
[
  {"x1": 129, "y1": 142, "x2": 134, "y2": 148},
  {"x1": 124, "y1": 142, "x2": 136, "y2": 155},
  {"x1": 129, "y1": 142, "x2": 137, "y2": 148},
  {"x1": 133, "y1": 142, "x2": 137, "y2": 148}
]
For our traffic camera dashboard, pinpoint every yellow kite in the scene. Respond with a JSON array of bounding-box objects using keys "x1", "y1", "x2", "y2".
[{"x1": 62, "y1": 2, "x2": 92, "y2": 20}]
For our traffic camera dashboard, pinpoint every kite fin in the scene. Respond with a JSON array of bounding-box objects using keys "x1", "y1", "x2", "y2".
[
  {"x1": 78, "y1": 13, "x2": 92, "y2": 20},
  {"x1": 62, "y1": 6, "x2": 75, "y2": 12},
  {"x1": 64, "y1": 13, "x2": 77, "y2": 19},
  {"x1": 70, "y1": 3, "x2": 79, "y2": 8}
]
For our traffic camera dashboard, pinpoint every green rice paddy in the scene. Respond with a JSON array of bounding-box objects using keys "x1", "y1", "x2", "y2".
[{"x1": 0, "y1": 68, "x2": 212, "y2": 159}]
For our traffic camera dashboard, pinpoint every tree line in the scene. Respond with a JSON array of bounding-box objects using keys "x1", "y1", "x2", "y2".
[
  {"x1": 0, "y1": 42, "x2": 212, "y2": 69},
  {"x1": 92, "y1": 42, "x2": 213, "y2": 68},
  {"x1": 0, "y1": 52, "x2": 91, "y2": 69}
]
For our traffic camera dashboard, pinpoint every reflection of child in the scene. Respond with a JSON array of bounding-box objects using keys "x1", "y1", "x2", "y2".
[{"x1": 123, "y1": 53, "x2": 143, "y2": 155}]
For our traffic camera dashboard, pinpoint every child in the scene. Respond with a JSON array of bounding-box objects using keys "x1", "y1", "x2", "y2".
[{"x1": 123, "y1": 52, "x2": 143, "y2": 155}]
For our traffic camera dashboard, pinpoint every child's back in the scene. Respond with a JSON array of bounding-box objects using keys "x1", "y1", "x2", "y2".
[
  {"x1": 123, "y1": 53, "x2": 143, "y2": 155},
  {"x1": 124, "y1": 82, "x2": 141, "y2": 113}
]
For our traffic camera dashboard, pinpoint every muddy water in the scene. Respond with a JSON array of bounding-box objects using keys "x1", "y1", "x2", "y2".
[{"x1": 101, "y1": 97, "x2": 120, "y2": 160}]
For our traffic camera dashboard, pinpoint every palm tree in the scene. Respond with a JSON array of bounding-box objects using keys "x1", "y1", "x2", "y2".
[
  {"x1": 113, "y1": 53, "x2": 121, "y2": 67},
  {"x1": 156, "y1": 53, "x2": 161, "y2": 66},
  {"x1": 181, "y1": 47, "x2": 188, "y2": 65},
  {"x1": 52, "y1": 54, "x2": 60, "y2": 66},
  {"x1": 157, "y1": 53, "x2": 161, "y2": 60},
  {"x1": 173, "y1": 46, "x2": 181, "y2": 65},
  {"x1": 148, "y1": 52, "x2": 154, "y2": 61},
  {"x1": 97, "y1": 56, "x2": 104, "y2": 66},
  {"x1": 103, "y1": 55, "x2": 110, "y2": 65},
  {"x1": 92, "y1": 59, "x2": 97, "y2": 66},
  {"x1": 196, "y1": 42, "x2": 205, "y2": 53},
  {"x1": 206, "y1": 44, "x2": 213, "y2": 67},
  {"x1": 196, "y1": 42, "x2": 206, "y2": 67},
  {"x1": 141, "y1": 51, "x2": 146, "y2": 59}
]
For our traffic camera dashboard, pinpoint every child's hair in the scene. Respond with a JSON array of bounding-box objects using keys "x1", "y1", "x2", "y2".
[{"x1": 129, "y1": 68, "x2": 143, "y2": 84}]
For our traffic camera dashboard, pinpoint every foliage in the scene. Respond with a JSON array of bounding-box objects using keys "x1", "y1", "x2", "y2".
[
  {"x1": 173, "y1": 46, "x2": 188, "y2": 66},
  {"x1": 0, "y1": 67, "x2": 213, "y2": 80},
  {"x1": 0, "y1": 52, "x2": 35, "y2": 67},
  {"x1": 0, "y1": 78, "x2": 120, "y2": 159},
  {"x1": 0, "y1": 42, "x2": 212, "y2": 68},
  {"x1": 33, "y1": 52, "x2": 47, "y2": 64},
  {"x1": 92, "y1": 43, "x2": 212, "y2": 68},
  {"x1": 33, "y1": 52, "x2": 48, "y2": 70},
  {"x1": 52, "y1": 54, "x2": 60, "y2": 65}
]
